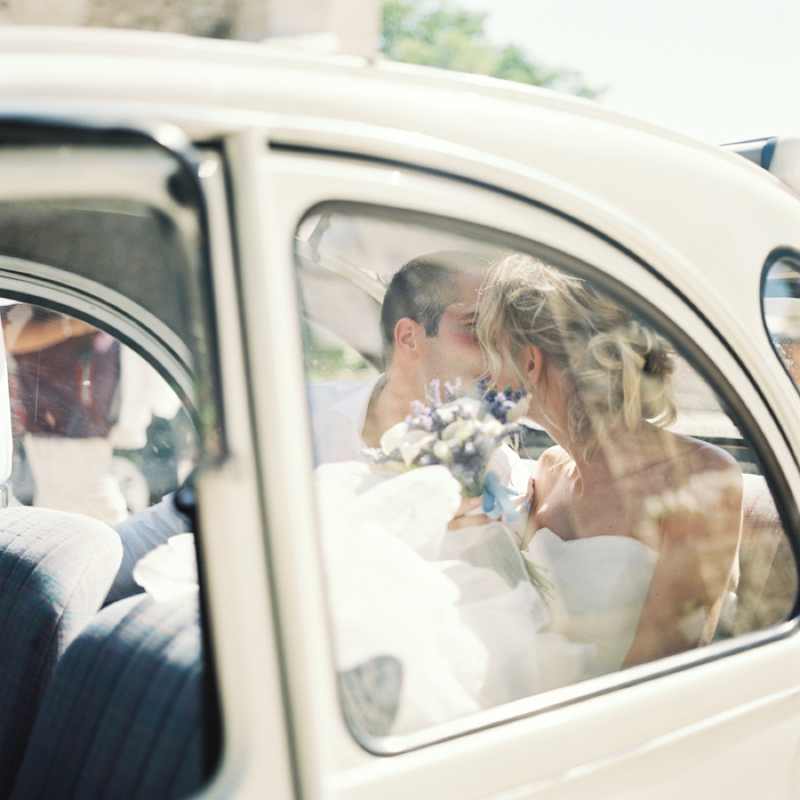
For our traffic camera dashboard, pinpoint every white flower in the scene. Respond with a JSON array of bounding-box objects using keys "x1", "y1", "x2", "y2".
[
  {"x1": 381, "y1": 422, "x2": 410, "y2": 454},
  {"x1": 459, "y1": 419, "x2": 476, "y2": 440},
  {"x1": 454, "y1": 397, "x2": 482, "y2": 418},
  {"x1": 380, "y1": 422, "x2": 435, "y2": 466},
  {"x1": 399, "y1": 432, "x2": 436, "y2": 466},
  {"x1": 436, "y1": 405, "x2": 457, "y2": 424},
  {"x1": 433, "y1": 440, "x2": 452, "y2": 462},
  {"x1": 438, "y1": 397, "x2": 479, "y2": 421},
  {"x1": 442, "y1": 418, "x2": 475, "y2": 445},
  {"x1": 479, "y1": 416, "x2": 505, "y2": 438}
]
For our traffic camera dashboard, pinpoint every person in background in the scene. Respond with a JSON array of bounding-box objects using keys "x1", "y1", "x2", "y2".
[{"x1": 2, "y1": 302, "x2": 128, "y2": 525}]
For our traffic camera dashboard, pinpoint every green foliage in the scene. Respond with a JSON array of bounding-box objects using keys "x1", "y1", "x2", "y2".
[
  {"x1": 302, "y1": 320, "x2": 373, "y2": 382},
  {"x1": 381, "y1": 0, "x2": 601, "y2": 99}
]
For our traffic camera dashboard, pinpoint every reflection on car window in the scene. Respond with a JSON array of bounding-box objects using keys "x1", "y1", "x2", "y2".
[{"x1": 296, "y1": 206, "x2": 798, "y2": 745}]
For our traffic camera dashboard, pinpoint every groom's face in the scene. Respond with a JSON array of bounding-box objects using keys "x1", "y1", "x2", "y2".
[{"x1": 420, "y1": 272, "x2": 484, "y2": 390}]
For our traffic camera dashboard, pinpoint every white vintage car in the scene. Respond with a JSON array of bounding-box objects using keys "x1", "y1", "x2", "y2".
[{"x1": 0, "y1": 25, "x2": 799, "y2": 800}]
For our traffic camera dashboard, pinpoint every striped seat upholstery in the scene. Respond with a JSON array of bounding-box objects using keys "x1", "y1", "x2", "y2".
[
  {"x1": 11, "y1": 591, "x2": 204, "y2": 800},
  {"x1": 0, "y1": 506, "x2": 122, "y2": 799},
  {"x1": 731, "y1": 474, "x2": 798, "y2": 636}
]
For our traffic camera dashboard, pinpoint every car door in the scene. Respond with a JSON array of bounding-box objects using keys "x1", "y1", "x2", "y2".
[
  {"x1": 237, "y1": 121, "x2": 800, "y2": 800},
  {"x1": 0, "y1": 118, "x2": 296, "y2": 800}
]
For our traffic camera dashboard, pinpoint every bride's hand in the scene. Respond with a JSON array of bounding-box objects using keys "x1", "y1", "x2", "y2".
[{"x1": 447, "y1": 497, "x2": 490, "y2": 530}]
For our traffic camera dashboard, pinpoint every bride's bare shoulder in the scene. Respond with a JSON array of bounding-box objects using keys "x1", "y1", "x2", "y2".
[
  {"x1": 670, "y1": 432, "x2": 740, "y2": 475},
  {"x1": 660, "y1": 435, "x2": 743, "y2": 507}
]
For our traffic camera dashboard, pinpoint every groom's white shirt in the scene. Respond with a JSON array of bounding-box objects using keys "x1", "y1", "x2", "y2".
[{"x1": 307, "y1": 376, "x2": 381, "y2": 465}]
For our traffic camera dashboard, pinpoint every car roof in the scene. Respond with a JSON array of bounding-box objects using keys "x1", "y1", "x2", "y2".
[
  {"x1": 0, "y1": 25, "x2": 745, "y2": 148},
  {"x1": 0, "y1": 25, "x2": 798, "y2": 314}
]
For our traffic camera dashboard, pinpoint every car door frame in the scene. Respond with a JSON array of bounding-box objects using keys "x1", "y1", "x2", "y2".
[{"x1": 234, "y1": 121, "x2": 800, "y2": 800}]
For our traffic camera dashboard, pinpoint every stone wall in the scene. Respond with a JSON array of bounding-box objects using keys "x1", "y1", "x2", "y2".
[
  {"x1": 4, "y1": 0, "x2": 85, "y2": 25},
  {"x1": 0, "y1": 0, "x2": 380, "y2": 54},
  {"x1": 86, "y1": 0, "x2": 235, "y2": 39}
]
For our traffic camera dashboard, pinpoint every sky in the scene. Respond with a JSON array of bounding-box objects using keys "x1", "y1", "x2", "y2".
[{"x1": 454, "y1": 0, "x2": 800, "y2": 145}]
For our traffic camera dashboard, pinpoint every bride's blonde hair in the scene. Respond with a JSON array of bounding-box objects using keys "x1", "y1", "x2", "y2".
[{"x1": 478, "y1": 254, "x2": 676, "y2": 456}]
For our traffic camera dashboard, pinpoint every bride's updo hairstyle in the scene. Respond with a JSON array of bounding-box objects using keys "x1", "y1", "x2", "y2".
[{"x1": 478, "y1": 253, "x2": 677, "y2": 455}]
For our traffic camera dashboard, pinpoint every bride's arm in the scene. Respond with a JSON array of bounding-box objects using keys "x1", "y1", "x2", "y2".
[{"x1": 622, "y1": 451, "x2": 743, "y2": 669}]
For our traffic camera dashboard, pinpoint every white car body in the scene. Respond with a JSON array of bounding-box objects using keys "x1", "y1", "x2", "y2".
[{"x1": 1, "y1": 26, "x2": 800, "y2": 800}]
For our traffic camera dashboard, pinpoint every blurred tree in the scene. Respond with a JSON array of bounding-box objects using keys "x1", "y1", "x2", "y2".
[{"x1": 382, "y1": 0, "x2": 601, "y2": 99}]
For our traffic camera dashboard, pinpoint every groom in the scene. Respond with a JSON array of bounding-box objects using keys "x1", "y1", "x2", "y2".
[
  {"x1": 307, "y1": 250, "x2": 488, "y2": 465},
  {"x1": 308, "y1": 250, "x2": 531, "y2": 530}
]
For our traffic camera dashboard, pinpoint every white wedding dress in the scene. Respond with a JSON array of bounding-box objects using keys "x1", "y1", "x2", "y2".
[
  {"x1": 315, "y1": 462, "x2": 659, "y2": 736},
  {"x1": 524, "y1": 528, "x2": 658, "y2": 679},
  {"x1": 126, "y1": 461, "x2": 660, "y2": 738}
]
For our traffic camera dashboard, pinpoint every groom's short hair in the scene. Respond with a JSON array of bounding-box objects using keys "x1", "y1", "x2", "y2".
[{"x1": 380, "y1": 251, "x2": 486, "y2": 365}]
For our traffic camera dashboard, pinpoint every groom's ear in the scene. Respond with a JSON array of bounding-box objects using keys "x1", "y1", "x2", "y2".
[{"x1": 394, "y1": 317, "x2": 425, "y2": 362}]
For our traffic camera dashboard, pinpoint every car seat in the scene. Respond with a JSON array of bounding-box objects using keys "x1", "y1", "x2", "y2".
[
  {"x1": 10, "y1": 590, "x2": 204, "y2": 800},
  {"x1": 0, "y1": 506, "x2": 122, "y2": 798}
]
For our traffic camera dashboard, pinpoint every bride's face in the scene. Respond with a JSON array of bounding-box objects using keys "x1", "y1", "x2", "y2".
[
  {"x1": 489, "y1": 342, "x2": 550, "y2": 426},
  {"x1": 488, "y1": 333, "x2": 529, "y2": 393},
  {"x1": 492, "y1": 356, "x2": 524, "y2": 394}
]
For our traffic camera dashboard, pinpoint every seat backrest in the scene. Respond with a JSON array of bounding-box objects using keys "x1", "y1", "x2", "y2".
[
  {"x1": 11, "y1": 591, "x2": 204, "y2": 800},
  {"x1": 0, "y1": 506, "x2": 122, "y2": 798},
  {"x1": 732, "y1": 473, "x2": 798, "y2": 636}
]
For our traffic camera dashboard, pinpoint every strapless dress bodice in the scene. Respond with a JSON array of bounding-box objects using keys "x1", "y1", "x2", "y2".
[{"x1": 525, "y1": 528, "x2": 659, "y2": 677}]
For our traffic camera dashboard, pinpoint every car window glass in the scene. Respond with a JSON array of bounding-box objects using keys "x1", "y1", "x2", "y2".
[
  {"x1": 0, "y1": 137, "x2": 221, "y2": 458},
  {"x1": 296, "y1": 205, "x2": 797, "y2": 747}
]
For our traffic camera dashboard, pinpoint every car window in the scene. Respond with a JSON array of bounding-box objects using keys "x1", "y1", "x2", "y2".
[
  {"x1": 296, "y1": 204, "x2": 798, "y2": 748},
  {"x1": 1, "y1": 302, "x2": 197, "y2": 521},
  {"x1": 763, "y1": 252, "x2": 800, "y2": 387},
  {"x1": 0, "y1": 131, "x2": 218, "y2": 798}
]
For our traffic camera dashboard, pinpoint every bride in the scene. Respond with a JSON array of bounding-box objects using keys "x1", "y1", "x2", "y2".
[{"x1": 476, "y1": 254, "x2": 743, "y2": 672}]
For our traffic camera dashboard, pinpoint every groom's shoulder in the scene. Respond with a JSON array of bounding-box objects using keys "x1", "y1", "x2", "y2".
[
  {"x1": 306, "y1": 380, "x2": 378, "y2": 422},
  {"x1": 307, "y1": 379, "x2": 368, "y2": 404}
]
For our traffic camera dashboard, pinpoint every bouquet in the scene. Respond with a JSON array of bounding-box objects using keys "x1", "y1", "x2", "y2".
[
  {"x1": 364, "y1": 379, "x2": 529, "y2": 516},
  {"x1": 364, "y1": 379, "x2": 552, "y2": 599}
]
